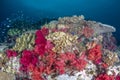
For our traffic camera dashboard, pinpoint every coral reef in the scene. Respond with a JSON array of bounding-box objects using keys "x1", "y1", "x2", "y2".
[{"x1": 0, "y1": 15, "x2": 120, "y2": 80}]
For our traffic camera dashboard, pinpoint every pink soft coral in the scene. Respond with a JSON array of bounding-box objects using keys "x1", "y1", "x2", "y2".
[{"x1": 45, "y1": 40, "x2": 54, "y2": 52}]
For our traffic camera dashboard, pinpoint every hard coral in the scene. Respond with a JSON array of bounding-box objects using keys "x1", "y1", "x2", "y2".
[
  {"x1": 47, "y1": 32, "x2": 78, "y2": 53},
  {"x1": 12, "y1": 33, "x2": 35, "y2": 52}
]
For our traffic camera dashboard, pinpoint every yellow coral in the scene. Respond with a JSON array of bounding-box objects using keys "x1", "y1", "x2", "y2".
[
  {"x1": 12, "y1": 33, "x2": 35, "y2": 52},
  {"x1": 47, "y1": 32, "x2": 78, "y2": 53}
]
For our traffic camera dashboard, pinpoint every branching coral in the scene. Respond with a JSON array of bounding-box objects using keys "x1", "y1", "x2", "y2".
[
  {"x1": 12, "y1": 33, "x2": 35, "y2": 52},
  {"x1": 7, "y1": 28, "x2": 22, "y2": 36}
]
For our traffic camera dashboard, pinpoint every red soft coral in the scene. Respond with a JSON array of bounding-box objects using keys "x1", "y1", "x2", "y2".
[
  {"x1": 34, "y1": 30, "x2": 47, "y2": 56},
  {"x1": 59, "y1": 52, "x2": 76, "y2": 62},
  {"x1": 87, "y1": 44, "x2": 102, "y2": 63},
  {"x1": 6, "y1": 49, "x2": 17, "y2": 58},
  {"x1": 31, "y1": 67, "x2": 44, "y2": 80},
  {"x1": 34, "y1": 44, "x2": 46, "y2": 56},
  {"x1": 45, "y1": 51, "x2": 56, "y2": 65},
  {"x1": 116, "y1": 75, "x2": 120, "y2": 80},
  {"x1": 66, "y1": 52, "x2": 76, "y2": 61},
  {"x1": 35, "y1": 30, "x2": 46, "y2": 45},
  {"x1": 41, "y1": 27, "x2": 49, "y2": 36},
  {"x1": 71, "y1": 58, "x2": 87, "y2": 71},
  {"x1": 95, "y1": 74, "x2": 114, "y2": 80},
  {"x1": 58, "y1": 52, "x2": 87, "y2": 71},
  {"x1": 20, "y1": 50, "x2": 38, "y2": 72},
  {"x1": 54, "y1": 59, "x2": 66, "y2": 74}
]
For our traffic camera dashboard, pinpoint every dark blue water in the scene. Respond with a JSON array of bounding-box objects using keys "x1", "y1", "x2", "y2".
[{"x1": 0, "y1": 0, "x2": 120, "y2": 44}]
